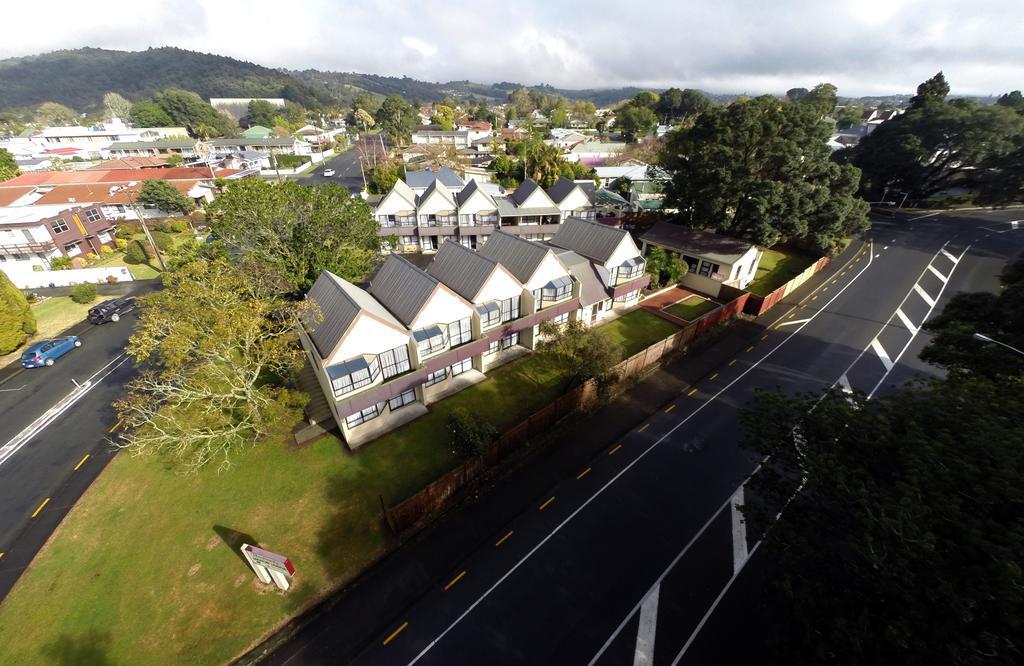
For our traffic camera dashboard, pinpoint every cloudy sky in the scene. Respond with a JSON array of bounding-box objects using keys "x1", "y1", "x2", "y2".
[{"x1": 1, "y1": 0, "x2": 1022, "y2": 96}]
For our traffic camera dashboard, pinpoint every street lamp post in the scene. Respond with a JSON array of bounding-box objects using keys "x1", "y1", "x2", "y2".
[{"x1": 972, "y1": 332, "x2": 1024, "y2": 357}]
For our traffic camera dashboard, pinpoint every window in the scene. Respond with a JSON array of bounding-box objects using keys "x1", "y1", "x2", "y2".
[
  {"x1": 531, "y1": 288, "x2": 542, "y2": 305},
  {"x1": 682, "y1": 254, "x2": 700, "y2": 274},
  {"x1": 615, "y1": 290, "x2": 640, "y2": 303},
  {"x1": 698, "y1": 260, "x2": 720, "y2": 277},
  {"x1": 550, "y1": 312, "x2": 569, "y2": 326},
  {"x1": 617, "y1": 257, "x2": 645, "y2": 282},
  {"x1": 50, "y1": 219, "x2": 69, "y2": 234},
  {"x1": 378, "y1": 345, "x2": 411, "y2": 380},
  {"x1": 449, "y1": 358, "x2": 473, "y2": 377},
  {"x1": 388, "y1": 389, "x2": 417, "y2": 411},
  {"x1": 414, "y1": 325, "x2": 448, "y2": 356},
  {"x1": 484, "y1": 340, "x2": 500, "y2": 356},
  {"x1": 476, "y1": 302, "x2": 501, "y2": 328},
  {"x1": 345, "y1": 403, "x2": 381, "y2": 428},
  {"x1": 501, "y1": 332, "x2": 519, "y2": 349},
  {"x1": 541, "y1": 276, "x2": 573, "y2": 303},
  {"x1": 500, "y1": 296, "x2": 520, "y2": 322},
  {"x1": 424, "y1": 368, "x2": 447, "y2": 387},
  {"x1": 448, "y1": 317, "x2": 472, "y2": 346},
  {"x1": 84, "y1": 209, "x2": 101, "y2": 223},
  {"x1": 329, "y1": 357, "x2": 381, "y2": 396}
]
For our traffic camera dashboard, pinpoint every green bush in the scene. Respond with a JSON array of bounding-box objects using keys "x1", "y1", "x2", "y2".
[
  {"x1": 154, "y1": 219, "x2": 188, "y2": 233},
  {"x1": 49, "y1": 256, "x2": 73, "y2": 270},
  {"x1": 124, "y1": 240, "x2": 149, "y2": 265},
  {"x1": 447, "y1": 407, "x2": 497, "y2": 458},
  {"x1": 0, "y1": 271, "x2": 36, "y2": 353},
  {"x1": 150, "y1": 231, "x2": 174, "y2": 253},
  {"x1": 70, "y1": 283, "x2": 97, "y2": 304},
  {"x1": 272, "y1": 154, "x2": 311, "y2": 170},
  {"x1": 114, "y1": 238, "x2": 128, "y2": 250}
]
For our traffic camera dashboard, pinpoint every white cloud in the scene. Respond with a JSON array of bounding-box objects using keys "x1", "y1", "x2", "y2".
[{"x1": 0, "y1": 0, "x2": 1022, "y2": 95}]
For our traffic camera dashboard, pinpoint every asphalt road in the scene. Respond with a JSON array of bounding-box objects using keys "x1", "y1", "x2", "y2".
[
  {"x1": 0, "y1": 312, "x2": 139, "y2": 600},
  {"x1": 266, "y1": 209, "x2": 1023, "y2": 665},
  {"x1": 291, "y1": 148, "x2": 364, "y2": 192}
]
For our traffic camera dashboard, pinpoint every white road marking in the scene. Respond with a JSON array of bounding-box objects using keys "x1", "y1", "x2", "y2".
[
  {"x1": 914, "y1": 283, "x2": 936, "y2": 307},
  {"x1": 837, "y1": 374, "x2": 853, "y2": 394},
  {"x1": 0, "y1": 385, "x2": 26, "y2": 392},
  {"x1": 895, "y1": 308, "x2": 919, "y2": 335},
  {"x1": 910, "y1": 211, "x2": 941, "y2": 220},
  {"x1": 927, "y1": 265, "x2": 948, "y2": 283},
  {"x1": 870, "y1": 338, "x2": 894, "y2": 371},
  {"x1": 940, "y1": 248, "x2": 958, "y2": 264},
  {"x1": 730, "y1": 487, "x2": 747, "y2": 574},
  {"x1": 411, "y1": 243, "x2": 877, "y2": 666},
  {"x1": 633, "y1": 585, "x2": 660, "y2": 666},
  {"x1": 776, "y1": 318, "x2": 811, "y2": 327},
  {"x1": 0, "y1": 353, "x2": 129, "y2": 468}
]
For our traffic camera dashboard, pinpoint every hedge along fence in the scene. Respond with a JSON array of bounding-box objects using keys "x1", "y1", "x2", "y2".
[
  {"x1": 384, "y1": 289, "x2": 751, "y2": 535},
  {"x1": 743, "y1": 255, "x2": 831, "y2": 317}
]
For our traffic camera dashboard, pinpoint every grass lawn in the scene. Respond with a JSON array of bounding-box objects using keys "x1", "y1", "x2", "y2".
[
  {"x1": 0, "y1": 297, "x2": 93, "y2": 366},
  {"x1": 0, "y1": 311, "x2": 681, "y2": 664},
  {"x1": 747, "y1": 248, "x2": 819, "y2": 297},
  {"x1": 664, "y1": 296, "x2": 719, "y2": 322},
  {"x1": 599, "y1": 309, "x2": 681, "y2": 357}
]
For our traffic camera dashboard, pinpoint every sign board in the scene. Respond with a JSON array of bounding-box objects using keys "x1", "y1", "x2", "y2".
[{"x1": 241, "y1": 544, "x2": 295, "y2": 591}]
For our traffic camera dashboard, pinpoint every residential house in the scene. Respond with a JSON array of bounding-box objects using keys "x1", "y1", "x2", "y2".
[
  {"x1": 241, "y1": 125, "x2": 274, "y2": 140},
  {"x1": 374, "y1": 179, "x2": 420, "y2": 252},
  {"x1": 547, "y1": 129, "x2": 588, "y2": 150},
  {"x1": 547, "y1": 177, "x2": 597, "y2": 221},
  {"x1": 453, "y1": 179, "x2": 499, "y2": 249},
  {"x1": 405, "y1": 165, "x2": 465, "y2": 193},
  {"x1": 411, "y1": 129, "x2": 473, "y2": 149},
  {"x1": 0, "y1": 204, "x2": 115, "y2": 269},
  {"x1": 594, "y1": 161, "x2": 670, "y2": 211},
  {"x1": 21, "y1": 118, "x2": 188, "y2": 159},
  {"x1": 411, "y1": 179, "x2": 460, "y2": 252},
  {"x1": 566, "y1": 141, "x2": 628, "y2": 166},
  {"x1": 639, "y1": 222, "x2": 763, "y2": 297},
  {"x1": 495, "y1": 179, "x2": 562, "y2": 237}
]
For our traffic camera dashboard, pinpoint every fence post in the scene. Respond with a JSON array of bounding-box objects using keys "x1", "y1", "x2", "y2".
[{"x1": 380, "y1": 494, "x2": 397, "y2": 535}]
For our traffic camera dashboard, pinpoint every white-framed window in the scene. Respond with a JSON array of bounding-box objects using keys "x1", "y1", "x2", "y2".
[
  {"x1": 551, "y1": 312, "x2": 569, "y2": 326},
  {"x1": 699, "y1": 260, "x2": 720, "y2": 277},
  {"x1": 616, "y1": 257, "x2": 645, "y2": 282},
  {"x1": 414, "y1": 325, "x2": 448, "y2": 356},
  {"x1": 484, "y1": 340, "x2": 500, "y2": 356},
  {"x1": 84, "y1": 208, "x2": 102, "y2": 223},
  {"x1": 378, "y1": 344, "x2": 411, "y2": 379},
  {"x1": 450, "y1": 358, "x2": 473, "y2": 376},
  {"x1": 64, "y1": 241, "x2": 82, "y2": 257},
  {"x1": 501, "y1": 332, "x2": 519, "y2": 349},
  {"x1": 500, "y1": 296, "x2": 520, "y2": 322},
  {"x1": 345, "y1": 403, "x2": 381, "y2": 428},
  {"x1": 330, "y1": 357, "x2": 381, "y2": 397},
  {"x1": 542, "y1": 276, "x2": 573, "y2": 303},
  {"x1": 477, "y1": 302, "x2": 501, "y2": 328},
  {"x1": 387, "y1": 388, "x2": 417, "y2": 411},
  {"x1": 424, "y1": 368, "x2": 447, "y2": 387},
  {"x1": 447, "y1": 317, "x2": 472, "y2": 346},
  {"x1": 615, "y1": 290, "x2": 640, "y2": 303},
  {"x1": 51, "y1": 219, "x2": 69, "y2": 234}
]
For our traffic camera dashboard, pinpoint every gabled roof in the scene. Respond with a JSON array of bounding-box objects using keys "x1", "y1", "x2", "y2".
[
  {"x1": 547, "y1": 176, "x2": 595, "y2": 206},
  {"x1": 380, "y1": 179, "x2": 417, "y2": 209},
  {"x1": 427, "y1": 240, "x2": 519, "y2": 301},
  {"x1": 510, "y1": 178, "x2": 542, "y2": 206},
  {"x1": 479, "y1": 230, "x2": 558, "y2": 284},
  {"x1": 406, "y1": 165, "x2": 465, "y2": 190},
  {"x1": 549, "y1": 217, "x2": 632, "y2": 264},
  {"x1": 552, "y1": 248, "x2": 609, "y2": 307},
  {"x1": 303, "y1": 271, "x2": 405, "y2": 359},
  {"x1": 416, "y1": 178, "x2": 457, "y2": 209},
  {"x1": 640, "y1": 222, "x2": 754, "y2": 264},
  {"x1": 369, "y1": 255, "x2": 444, "y2": 327},
  {"x1": 454, "y1": 178, "x2": 495, "y2": 208}
]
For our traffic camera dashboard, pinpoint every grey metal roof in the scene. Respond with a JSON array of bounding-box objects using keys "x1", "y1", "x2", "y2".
[
  {"x1": 547, "y1": 177, "x2": 585, "y2": 205},
  {"x1": 640, "y1": 222, "x2": 754, "y2": 265},
  {"x1": 552, "y1": 248, "x2": 609, "y2": 307},
  {"x1": 303, "y1": 271, "x2": 405, "y2": 359},
  {"x1": 211, "y1": 138, "x2": 296, "y2": 148},
  {"x1": 454, "y1": 178, "x2": 496, "y2": 208},
  {"x1": 479, "y1": 230, "x2": 553, "y2": 283},
  {"x1": 427, "y1": 240, "x2": 507, "y2": 302},
  {"x1": 369, "y1": 255, "x2": 441, "y2": 326},
  {"x1": 387, "y1": 179, "x2": 418, "y2": 208},
  {"x1": 494, "y1": 197, "x2": 561, "y2": 217},
  {"x1": 406, "y1": 165, "x2": 465, "y2": 190},
  {"x1": 416, "y1": 178, "x2": 457, "y2": 209},
  {"x1": 108, "y1": 139, "x2": 195, "y2": 150},
  {"x1": 549, "y1": 216, "x2": 630, "y2": 264},
  {"x1": 511, "y1": 178, "x2": 541, "y2": 206}
]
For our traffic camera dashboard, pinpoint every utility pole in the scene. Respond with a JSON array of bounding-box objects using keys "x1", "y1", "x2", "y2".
[{"x1": 125, "y1": 188, "x2": 166, "y2": 272}]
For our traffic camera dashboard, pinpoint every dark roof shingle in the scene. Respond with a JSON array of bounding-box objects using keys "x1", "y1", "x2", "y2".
[
  {"x1": 427, "y1": 240, "x2": 507, "y2": 301},
  {"x1": 549, "y1": 216, "x2": 631, "y2": 264},
  {"x1": 479, "y1": 230, "x2": 553, "y2": 283},
  {"x1": 369, "y1": 255, "x2": 441, "y2": 326}
]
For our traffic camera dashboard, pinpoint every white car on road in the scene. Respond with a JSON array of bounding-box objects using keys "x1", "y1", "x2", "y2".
[{"x1": 322, "y1": 168, "x2": 336, "y2": 177}]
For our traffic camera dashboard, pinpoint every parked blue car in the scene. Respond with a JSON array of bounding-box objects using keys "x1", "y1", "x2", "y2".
[{"x1": 21, "y1": 336, "x2": 82, "y2": 368}]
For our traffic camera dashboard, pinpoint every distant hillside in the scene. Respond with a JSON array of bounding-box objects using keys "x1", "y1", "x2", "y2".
[{"x1": 0, "y1": 47, "x2": 332, "y2": 112}]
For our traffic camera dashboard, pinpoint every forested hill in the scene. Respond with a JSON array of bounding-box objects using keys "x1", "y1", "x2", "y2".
[{"x1": 0, "y1": 47, "x2": 332, "y2": 112}]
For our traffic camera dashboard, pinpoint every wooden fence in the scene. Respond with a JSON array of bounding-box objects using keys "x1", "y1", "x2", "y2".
[
  {"x1": 743, "y1": 255, "x2": 831, "y2": 316},
  {"x1": 383, "y1": 288, "x2": 751, "y2": 535}
]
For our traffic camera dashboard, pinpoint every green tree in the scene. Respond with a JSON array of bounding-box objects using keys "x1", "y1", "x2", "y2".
[
  {"x1": 0, "y1": 270, "x2": 36, "y2": 354},
  {"x1": 124, "y1": 240, "x2": 150, "y2": 265},
  {"x1": 629, "y1": 91, "x2": 660, "y2": 110},
  {"x1": 522, "y1": 139, "x2": 564, "y2": 188},
  {"x1": 354, "y1": 108, "x2": 375, "y2": 132},
  {"x1": 785, "y1": 87, "x2": 809, "y2": 102},
  {"x1": 138, "y1": 179, "x2": 196, "y2": 215},
  {"x1": 996, "y1": 90, "x2": 1024, "y2": 113},
  {"x1": 366, "y1": 161, "x2": 405, "y2": 194},
  {"x1": 447, "y1": 407, "x2": 498, "y2": 458},
  {"x1": 69, "y1": 283, "x2": 97, "y2": 304},
  {"x1": 661, "y1": 96, "x2": 869, "y2": 251},
  {"x1": 834, "y1": 105, "x2": 864, "y2": 129},
  {"x1": 102, "y1": 92, "x2": 133, "y2": 121},
  {"x1": 129, "y1": 100, "x2": 173, "y2": 128},
  {"x1": 115, "y1": 257, "x2": 308, "y2": 474},
  {"x1": 152, "y1": 89, "x2": 237, "y2": 138},
  {"x1": 643, "y1": 246, "x2": 686, "y2": 287},
  {"x1": 34, "y1": 101, "x2": 78, "y2": 125},
  {"x1": 537, "y1": 319, "x2": 623, "y2": 389},
  {"x1": 657, "y1": 88, "x2": 710, "y2": 123},
  {"x1": 908, "y1": 71, "x2": 950, "y2": 109},
  {"x1": 207, "y1": 179, "x2": 381, "y2": 292},
  {"x1": 799, "y1": 83, "x2": 838, "y2": 118},
  {"x1": 430, "y1": 104, "x2": 456, "y2": 131},
  {"x1": 0, "y1": 148, "x2": 20, "y2": 181},
  {"x1": 165, "y1": 153, "x2": 183, "y2": 167},
  {"x1": 550, "y1": 99, "x2": 569, "y2": 128},
  {"x1": 616, "y1": 106, "x2": 659, "y2": 142},
  {"x1": 374, "y1": 95, "x2": 419, "y2": 144},
  {"x1": 243, "y1": 99, "x2": 277, "y2": 128},
  {"x1": 558, "y1": 160, "x2": 599, "y2": 186}
]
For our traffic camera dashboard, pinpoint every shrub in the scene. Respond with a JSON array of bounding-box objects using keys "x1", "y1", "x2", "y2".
[
  {"x1": 114, "y1": 238, "x2": 128, "y2": 250},
  {"x1": 70, "y1": 283, "x2": 97, "y2": 304},
  {"x1": 85, "y1": 252, "x2": 99, "y2": 264},
  {"x1": 155, "y1": 219, "x2": 188, "y2": 233},
  {"x1": 32, "y1": 264, "x2": 44, "y2": 272},
  {"x1": 49, "y1": 256, "x2": 73, "y2": 270},
  {"x1": 150, "y1": 230, "x2": 174, "y2": 253},
  {"x1": 0, "y1": 272, "x2": 37, "y2": 353},
  {"x1": 448, "y1": 407, "x2": 497, "y2": 458},
  {"x1": 124, "y1": 240, "x2": 149, "y2": 265},
  {"x1": 100, "y1": 245, "x2": 114, "y2": 255},
  {"x1": 271, "y1": 154, "x2": 311, "y2": 170}
]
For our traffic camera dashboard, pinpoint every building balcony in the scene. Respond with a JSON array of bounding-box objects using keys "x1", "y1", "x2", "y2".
[{"x1": 0, "y1": 240, "x2": 56, "y2": 253}]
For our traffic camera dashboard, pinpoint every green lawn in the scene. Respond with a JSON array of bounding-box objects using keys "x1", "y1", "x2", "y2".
[
  {"x1": 600, "y1": 309, "x2": 681, "y2": 357},
  {"x1": 0, "y1": 297, "x2": 93, "y2": 366},
  {"x1": 664, "y1": 296, "x2": 719, "y2": 321},
  {"x1": 747, "y1": 248, "x2": 819, "y2": 297},
  {"x1": 0, "y1": 311, "x2": 680, "y2": 664}
]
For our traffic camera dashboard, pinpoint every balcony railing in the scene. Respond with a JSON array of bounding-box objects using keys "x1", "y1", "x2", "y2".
[{"x1": 0, "y1": 240, "x2": 56, "y2": 253}]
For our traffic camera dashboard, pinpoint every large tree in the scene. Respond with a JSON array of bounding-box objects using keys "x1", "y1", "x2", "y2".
[
  {"x1": 616, "y1": 105, "x2": 659, "y2": 142},
  {"x1": 129, "y1": 100, "x2": 173, "y2": 128},
  {"x1": 374, "y1": 94, "x2": 419, "y2": 144},
  {"x1": 243, "y1": 99, "x2": 277, "y2": 128},
  {"x1": 657, "y1": 88, "x2": 710, "y2": 123},
  {"x1": 138, "y1": 179, "x2": 195, "y2": 215},
  {"x1": 0, "y1": 270, "x2": 36, "y2": 355},
  {"x1": 34, "y1": 101, "x2": 78, "y2": 126},
  {"x1": 0, "y1": 148, "x2": 20, "y2": 181},
  {"x1": 151, "y1": 88, "x2": 237, "y2": 137},
  {"x1": 996, "y1": 90, "x2": 1024, "y2": 114},
  {"x1": 206, "y1": 179, "x2": 381, "y2": 292},
  {"x1": 115, "y1": 257, "x2": 307, "y2": 474},
  {"x1": 908, "y1": 71, "x2": 950, "y2": 110},
  {"x1": 661, "y1": 96, "x2": 869, "y2": 251},
  {"x1": 102, "y1": 92, "x2": 133, "y2": 122},
  {"x1": 798, "y1": 83, "x2": 838, "y2": 118},
  {"x1": 537, "y1": 319, "x2": 623, "y2": 390}
]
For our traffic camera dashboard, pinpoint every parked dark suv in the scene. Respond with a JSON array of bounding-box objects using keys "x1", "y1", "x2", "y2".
[{"x1": 87, "y1": 297, "x2": 137, "y2": 324}]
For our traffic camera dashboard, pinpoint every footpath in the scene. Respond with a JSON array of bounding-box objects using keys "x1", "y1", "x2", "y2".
[{"x1": 241, "y1": 239, "x2": 865, "y2": 665}]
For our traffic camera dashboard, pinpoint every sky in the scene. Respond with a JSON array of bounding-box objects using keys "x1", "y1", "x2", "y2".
[{"x1": 1, "y1": 0, "x2": 1022, "y2": 96}]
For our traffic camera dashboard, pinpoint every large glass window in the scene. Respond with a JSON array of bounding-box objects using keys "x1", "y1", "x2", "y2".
[
  {"x1": 698, "y1": 260, "x2": 720, "y2": 278},
  {"x1": 345, "y1": 403, "x2": 381, "y2": 428},
  {"x1": 551, "y1": 312, "x2": 569, "y2": 326},
  {"x1": 329, "y1": 357, "x2": 381, "y2": 396},
  {"x1": 615, "y1": 290, "x2": 640, "y2": 303},
  {"x1": 500, "y1": 295, "x2": 520, "y2": 322},
  {"x1": 484, "y1": 340, "x2": 500, "y2": 356},
  {"x1": 448, "y1": 317, "x2": 472, "y2": 346},
  {"x1": 424, "y1": 368, "x2": 447, "y2": 387},
  {"x1": 414, "y1": 325, "x2": 448, "y2": 356},
  {"x1": 378, "y1": 344, "x2": 411, "y2": 379},
  {"x1": 450, "y1": 358, "x2": 473, "y2": 376},
  {"x1": 541, "y1": 276, "x2": 573, "y2": 303},
  {"x1": 84, "y1": 209, "x2": 102, "y2": 223},
  {"x1": 501, "y1": 332, "x2": 519, "y2": 349},
  {"x1": 388, "y1": 389, "x2": 417, "y2": 411},
  {"x1": 476, "y1": 302, "x2": 501, "y2": 328},
  {"x1": 617, "y1": 257, "x2": 645, "y2": 282}
]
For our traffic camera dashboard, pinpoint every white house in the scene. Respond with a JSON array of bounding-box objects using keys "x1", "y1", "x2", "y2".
[
  {"x1": 547, "y1": 177, "x2": 597, "y2": 221},
  {"x1": 639, "y1": 222, "x2": 763, "y2": 296}
]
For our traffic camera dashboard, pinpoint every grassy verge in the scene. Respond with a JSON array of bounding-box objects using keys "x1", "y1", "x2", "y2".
[
  {"x1": 599, "y1": 309, "x2": 681, "y2": 356},
  {"x1": 747, "y1": 248, "x2": 818, "y2": 297},
  {"x1": 0, "y1": 310, "x2": 678, "y2": 663},
  {"x1": 664, "y1": 296, "x2": 719, "y2": 322},
  {"x1": 0, "y1": 297, "x2": 93, "y2": 366}
]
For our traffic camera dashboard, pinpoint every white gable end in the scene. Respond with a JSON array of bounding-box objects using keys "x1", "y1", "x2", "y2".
[
  {"x1": 376, "y1": 188, "x2": 416, "y2": 215},
  {"x1": 525, "y1": 252, "x2": 570, "y2": 291},
  {"x1": 328, "y1": 314, "x2": 410, "y2": 365},
  {"x1": 458, "y1": 190, "x2": 497, "y2": 216},
  {"x1": 417, "y1": 189, "x2": 456, "y2": 215},
  {"x1": 605, "y1": 234, "x2": 642, "y2": 269},
  {"x1": 475, "y1": 267, "x2": 523, "y2": 304},
  {"x1": 519, "y1": 188, "x2": 556, "y2": 209},
  {"x1": 410, "y1": 287, "x2": 475, "y2": 330},
  {"x1": 558, "y1": 187, "x2": 592, "y2": 212}
]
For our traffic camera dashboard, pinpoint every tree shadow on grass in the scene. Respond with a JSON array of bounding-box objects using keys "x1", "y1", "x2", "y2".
[
  {"x1": 213, "y1": 524, "x2": 261, "y2": 573},
  {"x1": 42, "y1": 630, "x2": 115, "y2": 665}
]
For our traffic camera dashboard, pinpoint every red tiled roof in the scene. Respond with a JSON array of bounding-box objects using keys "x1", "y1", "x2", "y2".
[
  {"x1": 88, "y1": 157, "x2": 170, "y2": 170},
  {"x1": 0, "y1": 167, "x2": 238, "y2": 188},
  {"x1": 0, "y1": 187, "x2": 34, "y2": 206},
  {"x1": 31, "y1": 180, "x2": 206, "y2": 206}
]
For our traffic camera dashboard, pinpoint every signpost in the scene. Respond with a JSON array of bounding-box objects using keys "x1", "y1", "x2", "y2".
[{"x1": 240, "y1": 544, "x2": 295, "y2": 591}]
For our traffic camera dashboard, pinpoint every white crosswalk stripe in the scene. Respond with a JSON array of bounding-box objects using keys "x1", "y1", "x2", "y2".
[
  {"x1": 731, "y1": 487, "x2": 748, "y2": 575},
  {"x1": 927, "y1": 264, "x2": 948, "y2": 283},
  {"x1": 896, "y1": 308, "x2": 919, "y2": 335},
  {"x1": 940, "y1": 248, "x2": 958, "y2": 263},
  {"x1": 870, "y1": 337, "x2": 894, "y2": 371},
  {"x1": 914, "y1": 283, "x2": 935, "y2": 306},
  {"x1": 634, "y1": 585, "x2": 660, "y2": 666}
]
